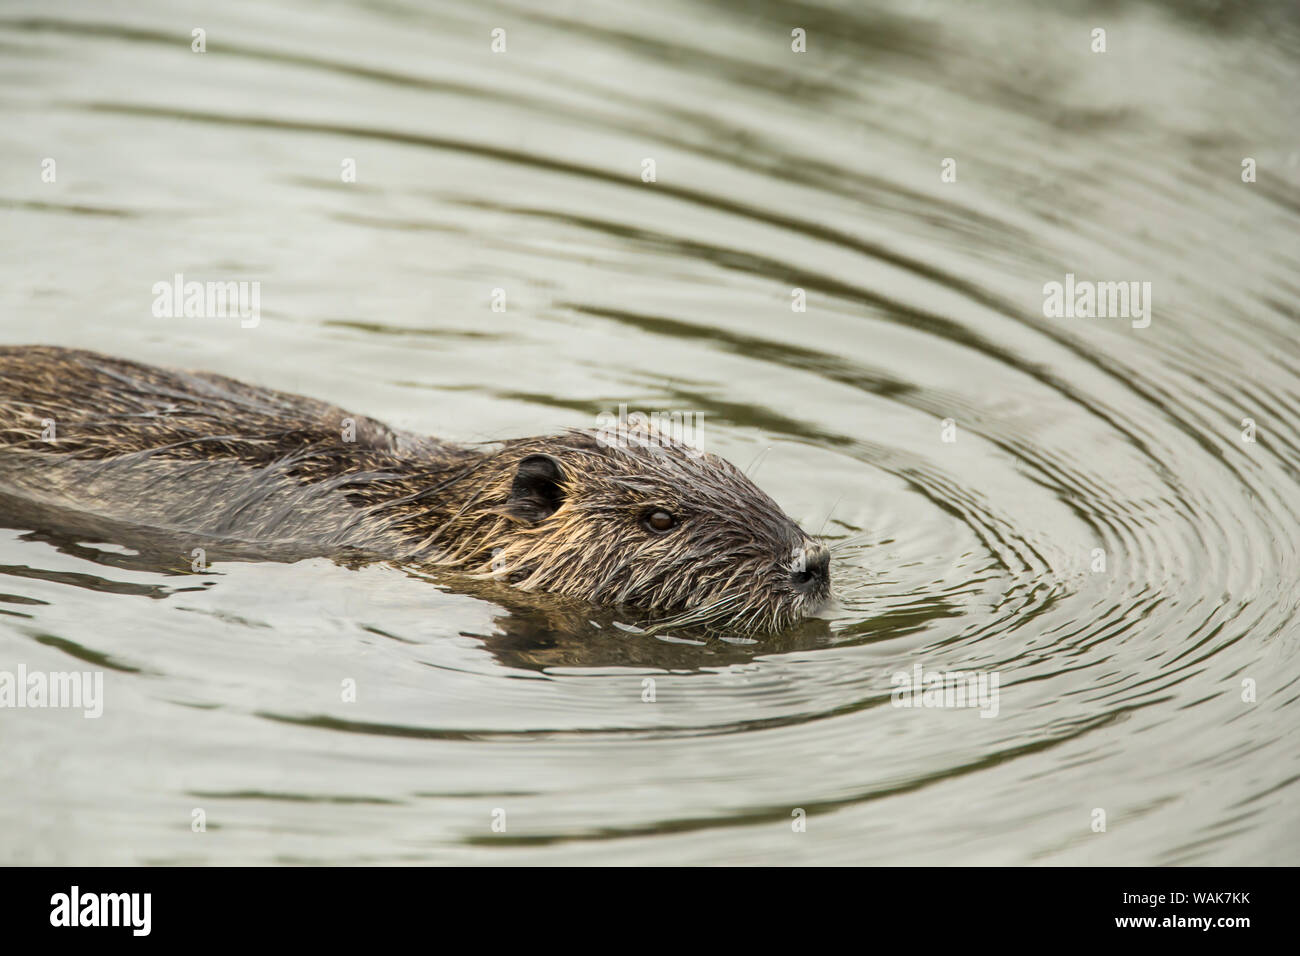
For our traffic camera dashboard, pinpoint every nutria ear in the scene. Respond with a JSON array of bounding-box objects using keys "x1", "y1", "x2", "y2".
[{"x1": 502, "y1": 454, "x2": 566, "y2": 523}]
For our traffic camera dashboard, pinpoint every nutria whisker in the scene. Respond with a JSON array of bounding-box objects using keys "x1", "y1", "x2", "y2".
[
  {"x1": 827, "y1": 531, "x2": 874, "y2": 553},
  {"x1": 640, "y1": 592, "x2": 745, "y2": 633},
  {"x1": 817, "y1": 494, "x2": 846, "y2": 540},
  {"x1": 744, "y1": 445, "x2": 773, "y2": 478}
]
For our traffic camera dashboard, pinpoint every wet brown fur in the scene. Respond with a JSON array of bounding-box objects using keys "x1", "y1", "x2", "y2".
[{"x1": 0, "y1": 346, "x2": 830, "y2": 632}]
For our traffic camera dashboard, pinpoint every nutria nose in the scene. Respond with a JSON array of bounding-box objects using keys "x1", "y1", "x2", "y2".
[{"x1": 790, "y1": 543, "x2": 830, "y2": 591}]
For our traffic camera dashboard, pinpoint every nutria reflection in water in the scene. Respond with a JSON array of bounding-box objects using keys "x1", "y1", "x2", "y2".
[{"x1": 0, "y1": 346, "x2": 831, "y2": 634}]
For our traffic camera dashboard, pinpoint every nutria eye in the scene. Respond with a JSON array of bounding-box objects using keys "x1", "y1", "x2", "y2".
[{"x1": 642, "y1": 509, "x2": 677, "y2": 534}]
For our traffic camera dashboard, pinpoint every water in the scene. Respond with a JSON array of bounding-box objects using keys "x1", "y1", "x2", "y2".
[{"x1": 1, "y1": 0, "x2": 1298, "y2": 864}]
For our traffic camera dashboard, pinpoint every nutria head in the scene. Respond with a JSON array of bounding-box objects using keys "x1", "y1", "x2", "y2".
[{"x1": 427, "y1": 426, "x2": 831, "y2": 633}]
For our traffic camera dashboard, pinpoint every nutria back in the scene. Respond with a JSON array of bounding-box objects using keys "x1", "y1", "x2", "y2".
[{"x1": 0, "y1": 346, "x2": 830, "y2": 631}]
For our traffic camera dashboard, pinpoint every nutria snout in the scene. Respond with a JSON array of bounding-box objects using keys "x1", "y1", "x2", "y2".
[{"x1": 0, "y1": 346, "x2": 830, "y2": 633}]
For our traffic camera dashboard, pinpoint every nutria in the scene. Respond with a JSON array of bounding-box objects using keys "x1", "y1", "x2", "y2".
[{"x1": 0, "y1": 346, "x2": 831, "y2": 632}]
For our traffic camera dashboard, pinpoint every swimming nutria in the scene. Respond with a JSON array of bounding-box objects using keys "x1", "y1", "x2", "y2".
[{"x1": 0, "y1": 346, "x2": 831, "y2": 632}]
